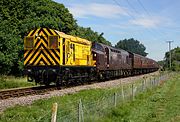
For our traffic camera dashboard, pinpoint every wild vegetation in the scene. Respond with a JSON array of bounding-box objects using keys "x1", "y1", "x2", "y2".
[
  {"x1": 165, "y1": 47, "x2": 180, "y2": 71},
  {"x1": 159, "y1": 47, "x2": 180, "y2": 71}
]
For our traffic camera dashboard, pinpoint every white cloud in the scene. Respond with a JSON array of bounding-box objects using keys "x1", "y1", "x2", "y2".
[
  {"x1": 68, "y1": 3, "x2": 128, "y2": 18},
  {"x1": 130, "y1": 16, "x2": 161, "y2": 28}
]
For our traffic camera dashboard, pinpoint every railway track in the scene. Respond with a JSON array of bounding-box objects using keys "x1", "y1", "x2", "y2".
[
  {"x1": 0, "y1": 71, "x2": 161, "y2": 100},
  {"x1": 0, "y1": 81, "x2": 95, "y2": 100},
  {"x1": 0, "y1": 85, "x2": 61, "y2": 100}
]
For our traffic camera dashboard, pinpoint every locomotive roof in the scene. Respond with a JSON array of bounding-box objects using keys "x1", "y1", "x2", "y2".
[
  {"x1": 27, "y1": 28, "x2": 91, "y2": 45},
  {"x1": 97, "y1": 42, "x2": 129, "y2": 53},
  {"x1": 54, "y1": 30, "x2": 91, "y2": 45},
  {"x1": 133, "y1": 53, "x2": 157, "y2": 62}
]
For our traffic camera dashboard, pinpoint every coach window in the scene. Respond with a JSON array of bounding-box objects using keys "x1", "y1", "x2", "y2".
[
  {"x1": 93, "y1": 43, "x2": 104, "y2": 52},
  {"x1": 49, "y1": 36, "x2": 58, "y2": 49},
  {"x1": 24, "y1": 36, "x2": 34, "y2": 49}
]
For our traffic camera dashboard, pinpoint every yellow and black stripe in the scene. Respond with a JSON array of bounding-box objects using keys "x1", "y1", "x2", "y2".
[{"x1": 24, "y1": 28, "x2": 60, "y2": 66}]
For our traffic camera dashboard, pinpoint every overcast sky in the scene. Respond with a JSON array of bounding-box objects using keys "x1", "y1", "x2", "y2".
[{"x1": 53, "y1": 0, "x2": 180, "y2": 61}]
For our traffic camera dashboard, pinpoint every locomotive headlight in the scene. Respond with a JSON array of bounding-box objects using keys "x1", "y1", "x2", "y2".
[
  {"x1": 27, "y1": 69, "x2": 31, "y2": 72},
  {"x1": 94, "y1": 53, "x2": 96, "y2": 57}
]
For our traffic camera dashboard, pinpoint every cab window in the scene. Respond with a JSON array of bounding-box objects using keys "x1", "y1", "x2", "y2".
[
  {"x1": 49, "y1": 36, "x2": 58, "y2": 49},
  {"x1": 92, "y1": 43, "x2": 104, "y2": 52},
  {"x1": 24, "y1": 36, "x2": 34, "y2": 49}
]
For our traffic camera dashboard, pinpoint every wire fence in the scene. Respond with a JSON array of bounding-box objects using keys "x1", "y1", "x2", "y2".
[{"x1": 38, "y1": 72, "x2": 171, "y2": 122}]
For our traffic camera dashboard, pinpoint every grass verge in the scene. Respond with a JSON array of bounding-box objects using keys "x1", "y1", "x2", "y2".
[
  {"x1": 100, "y1": 73, "x2": 180, "y2": 122},
  {"x1": 0, "y1": 76, "x2": 35, "y2": 90},
  {"x1": 0, "y1": 72, "x2": 178, "y2": 122}
]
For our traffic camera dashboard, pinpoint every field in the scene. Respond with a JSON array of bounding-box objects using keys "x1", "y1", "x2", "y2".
[
  {"x1": 0, "y1": 76, "x2": 35, "y2": 90},
  {"x1": 0, "y1": 72, "x2": 179, "y2": 122}
]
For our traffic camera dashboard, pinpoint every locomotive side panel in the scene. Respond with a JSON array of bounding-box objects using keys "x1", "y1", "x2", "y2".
[
  {"x1": 108, "y1": 49, "x2": 132, "y2": 70},
  {"x1": 132, "y1": 53, "x2": 142, "y2": 69},
  {"x1": 98, "y1": 44, "x2": 132, "y2": 71},
  {"x1": 54, "y1": 31, "x2": 93, "y2": 67}
]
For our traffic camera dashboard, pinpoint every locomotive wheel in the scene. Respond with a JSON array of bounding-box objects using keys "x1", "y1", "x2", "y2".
[
  {"x1": 56, "y1": 79, "x2": 62, "y2": 86},
  {"x1": 43, "y1": 73, "x2": 51, "y2": 86},
  {"x1": 42, "y1": 70, "x2": 57, "y2": 86}
]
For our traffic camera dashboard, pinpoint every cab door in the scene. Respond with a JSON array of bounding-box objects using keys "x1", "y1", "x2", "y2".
[
  {"x1": 62, "y1": 38, "x2": 66, "y2": 65},
  {"x1": 105, "y1": 47, "x2": 109, "y2": 68},
  {"x1": 66, "y1": 42, "x2": 75, "y2": 65}
]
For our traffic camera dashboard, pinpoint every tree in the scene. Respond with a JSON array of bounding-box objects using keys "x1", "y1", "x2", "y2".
[
  {"x1": 115, "y1": 38, "x2": 148, "y2": 56},
  {"x1": 164, "y1": 46, "x2": 180, "y2": 71}
]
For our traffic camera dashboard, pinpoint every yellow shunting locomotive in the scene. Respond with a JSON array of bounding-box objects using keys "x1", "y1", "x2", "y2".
[{"x1": 24, "y1": 28, "x2": 96, "y2": 85}]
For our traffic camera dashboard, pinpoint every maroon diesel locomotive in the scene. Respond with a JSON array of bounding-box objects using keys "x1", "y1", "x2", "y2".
[{"x1": 92, "y1": 42, "x2": 159, "y2": 80}]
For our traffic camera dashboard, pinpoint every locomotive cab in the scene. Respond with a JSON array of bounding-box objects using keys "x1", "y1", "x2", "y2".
[
  {"x1": 92, "y1": 42, "x2": 107, "y2": 70},
  {"x1": 24, "y1": 28, "x2": 61, "y2": 85}
]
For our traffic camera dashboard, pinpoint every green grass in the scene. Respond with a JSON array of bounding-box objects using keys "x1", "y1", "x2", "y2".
[
  {"x1": 0, "y1": 76, "x2": 35, "y2": 90},
  {"x1": 0, "y1": 72, "x2": 178, "y2": 122},
  {"x1": 100, "y1": 73, "x2": 180, "y2": 122},
  {"x1": 0, "y1": 75, "x2": 141, "y2": 122},
  {"x1": 0, "y1": 87, "x2": 122, "y2": 122}
]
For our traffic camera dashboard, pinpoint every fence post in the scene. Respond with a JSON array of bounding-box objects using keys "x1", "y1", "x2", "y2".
[
  {"x1": 158, "y1": 75, "x2": 160, "y2": 85},
  {"x1": 51, "y1": 103, "x2": 58, "y2": 122},
  {"x1": 153, "y1": 77, "x2": 156, "y2": 87},
  {"x1": 142, "y1": 79, "x2": 145, "y2": 91},
  {"x1": 131, "y1": 84, "x2": 134, "y2": 101},
  {"x1": 81, "y1": 100, "x2": 84, "y2": 122},
  {"x1": 150, "y1": 77, "x2": 153, "y2": 89},
  {"x1": 78, "y1": 99, "x2": 84, "y2": 122},
  {"x1": 121, "y1": 85, "x2": 125, "y2": 102},
  {"x1": 159, "y1": 73, "x2": 161, "y2": 84},
  {"x1": 144, "y1": 77, "x2": 147, "y2": 89},
  {"x1": 114, "y1": 93, "x2": 117, "y2": 107},
  {"x1": 151, "y1": 77, "x2": 153, "y2": 88}
]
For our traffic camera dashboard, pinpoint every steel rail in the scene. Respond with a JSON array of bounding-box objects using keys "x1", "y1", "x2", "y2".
[{"x1": 0, "y1": 85, "x2": 60, "y2": 100}]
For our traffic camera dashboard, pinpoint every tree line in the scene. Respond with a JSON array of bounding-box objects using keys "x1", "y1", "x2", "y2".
[
  {"x1": 0, "y1": 0, "x2": 148, "y2": 75},
  {"x1": 160, "y1": 47, "x2": 180, "y2": 71}
]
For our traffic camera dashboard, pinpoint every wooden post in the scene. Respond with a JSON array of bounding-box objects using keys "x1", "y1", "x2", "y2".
[
  {"x1": 78, "y1": 99, "x2": 84, "y2": 122},
  {"x1": 78, "y1": 100, "x2": 81, "y2": 122},
  {"x1": 114, "y1": 93, "x2": 117, "y2": 107},
  {"x1": 144, "y1": 77, "x2": 147, "y2": 89},
  {"x1": 142, "y1": 80, "x2": 144, "y2": 91},
  {"x1": 158, "y1": 75, "x2": 160, "y2": 85},
  {"x1": 132, "y1": 84, "x2": 134, "y2": 101},
  {"x1": 51, "y1": 103, "x2": 58, "y2": 122},
  {"x1": 150, "y1": 77, "x2": 153, "y2": 88},
  {"x1": 81, "y1": 100, "x2": 84, "y2": 122},
  {"x1": 153, "y1": 77, "x2": 156, "y2": 86},
  {"x1": 121, "y1": 85, "x2": 124, "y2": 102}
]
